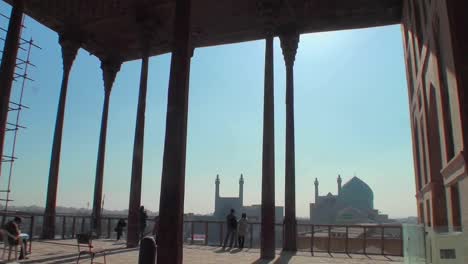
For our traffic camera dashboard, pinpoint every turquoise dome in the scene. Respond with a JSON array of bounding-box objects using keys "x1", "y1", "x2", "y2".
[{"x1": 338, "y1": 177, "x2": 374, "y2": 210}]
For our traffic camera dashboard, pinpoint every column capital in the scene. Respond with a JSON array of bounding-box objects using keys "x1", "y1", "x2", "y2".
[
  {"x1": 135, "y1": 7, "x2": 159, "y2": 55},
  {"x1": 257, "y1": 0, "x2": 278, "y2": 36},
  {"x1": 140, "y1": 24, "x2": 154, "y2": 51},
  {"x1": 58, "y1": 35, "x2": 80, "y2": 73},
  {"x1": 139, "y1": 27, "x2": 153, "y2": 58},
  {"x1": 189, "y1": 46, "x2": 195, "y2": 58},
  {"x1": 100, "y1": 57, "x2": 122, "y2": 94},
  {"x1": 280, "y1": 32, "x2": 299, "y2": 67},
  {"x1": 12, "y1": 0, "x2": 24, "y2": 10},
  {"x1": 168, "y1": 42, "x2": 194, "y2": 58},
  {"x1": 189, "y1": 31, "x2": 201, "y2": 58}
]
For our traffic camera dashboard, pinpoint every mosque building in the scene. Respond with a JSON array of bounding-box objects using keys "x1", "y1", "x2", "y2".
[
  {"x1": 310, "y1": 175, "x2": 390, "y2": 224},
  {"x1": 213, "y1": 174, "x2": 283, "y2": 223},
  {"x1": 213, "y1": 174, "x2": 244, "y2": 219}
]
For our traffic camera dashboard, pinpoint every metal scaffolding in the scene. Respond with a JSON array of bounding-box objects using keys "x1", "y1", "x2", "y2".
[{"x1": 0, "y1": 11, "x2": 40, "y2": 216}]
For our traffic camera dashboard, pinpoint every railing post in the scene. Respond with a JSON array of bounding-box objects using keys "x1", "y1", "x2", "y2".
[
  {"x1": 191, "y1": 222, "x2": 194, "y2": 244},
  {"x1": 205, "y1": 222, "x2": 208, "y2": 245},
  {"x1": 72, "y1": 217, "x2": 76, "y2": 238},
  {"x1": 381, "y1": 226, "x2": 385, "y2": 255},
  {"x1": 219, "y1": 222, "x2": 224, "y2": 247},
  {"x1": 249, "y1": 223, "x2": 253, "y2": 248},
  {"x1": 400, "y1": 226, "x2": 403, "y2": 257},
  {"x1": 327, "y1": 225, "x2": 331, "y2": 254},
  {"x1": 61, "y1": 216, "x2": 66, "y2": 239},
  {"x1": 29, "y1": 215, "x2": 34, "y2": 239},
  {"x1": 295, "y1": 223, "x2": 298, "y2": 249},
  {"x1": 1, "y1": 215, "x2": 6, "y2": 227},
  {"x1": 363, "y1": 226, "x2": 367, "y2": 255},
  {"x1": 81, "y1": 217, "x2": 85, "y2": 233},
  {"x1": 107, "y1": 218, "x2": 112, "y2": 239},
  {"x1": 29, "y1": 215, "x2": 34, "y2": 253},
  {"x1": 281, "y1": 222, "x2": 284, "y2": 249},
  {"x1": 345, "y1": 226, "x2": 349, "y2": 254},
  {"x1": 310, "y1": 225, "x2": 314, "y2": 253}
]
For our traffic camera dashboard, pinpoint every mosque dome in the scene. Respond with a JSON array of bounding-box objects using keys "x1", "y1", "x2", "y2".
[{"x1": 339, "y1": 176, "x2": 374, "y2": 210}]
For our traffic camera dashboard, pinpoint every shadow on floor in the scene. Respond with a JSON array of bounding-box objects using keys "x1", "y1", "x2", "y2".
[
  {"x1": 214, "y1": 248, "x2": 227, "y2": 253},
  {"x1": 230, "y1": 248, "x2": 243, "y2": 254},
  {"x1": 251, "y1": 251, "x2": 295, "y2": 264},
  {"x1": 21, "y1": 247, "x2": 136, "y2": 264},
  {"x1": 212, "y1": 246, "x2": 252, "y2": 254}
]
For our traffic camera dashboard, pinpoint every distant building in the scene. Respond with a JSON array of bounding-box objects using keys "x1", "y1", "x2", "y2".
[
  {"x1": 213, "y1": 174, "x2": 243, "y2": 219},
  {"x1": 213, "y1": 174, "x2": 283, "y2": 222},
  {"x1": 243, "y1": 204, "x2": 284, "y2": 223},
  {"x1": 310, "y1": 175, "x2": 390, "y2": 224}
]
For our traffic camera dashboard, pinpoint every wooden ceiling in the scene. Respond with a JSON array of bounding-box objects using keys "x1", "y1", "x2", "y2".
[{"x1": 6, "y1": 0, "x2": 403, "y2": 61}]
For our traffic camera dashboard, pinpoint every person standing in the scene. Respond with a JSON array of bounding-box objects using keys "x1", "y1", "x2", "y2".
[
  {"x1": 3, "y1": 216, "x2": 26, "y2": 259},
  {"x1": 222, "y1": 209, "x2": 237, "y2": 249},
  {"x1": 237, "y1": 213, "x2": 248, "y2": 249},
  {"x1": 139, "y1": 206, "x2": 148, "y2": 240},
  {"x1": 115, "y1": 218, "x2": 126, "y2": 240}
]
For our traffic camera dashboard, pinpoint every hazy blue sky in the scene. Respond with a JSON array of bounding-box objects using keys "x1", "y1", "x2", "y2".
[{"x1": 0, "y1": 2, "x2": 416, "y2": 218}]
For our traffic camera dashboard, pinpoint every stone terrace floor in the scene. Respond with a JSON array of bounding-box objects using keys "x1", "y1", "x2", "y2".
[{"x1": 1, "y1": 239, "x2": 404, "y2": 264}]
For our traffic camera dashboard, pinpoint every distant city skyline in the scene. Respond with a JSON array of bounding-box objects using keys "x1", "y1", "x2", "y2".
[{"x1": 0, "y1": 2, "x2": 415, "y2": 219}]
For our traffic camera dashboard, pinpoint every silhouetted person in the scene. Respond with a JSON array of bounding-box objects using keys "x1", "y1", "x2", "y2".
[
  {"x1": 115, "y1": 218, "x2": 126, "y2": 240},
  {"x1": 222, "y1": 209, "x2": 237, "y2": 249},
  {"x1": 139, "y1": 206, "x2": 148, "y2": 240},
  {"x1": 3, "y1": 216, "x2": 26, "y2": 259},
  {"x1": 237, "y1": 213, "x2": 248, "y2": 249}
]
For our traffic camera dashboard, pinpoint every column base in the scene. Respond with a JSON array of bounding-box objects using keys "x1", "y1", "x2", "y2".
[
  {"x1": 260, "y1": 254, "x2": 276, "y2": 260},
  {"x1": 283, "y1": 218, "x2": 297, "y2": 251},
  {"x1": 282, "y1": 247, "x2": 298, "y2": 252}
]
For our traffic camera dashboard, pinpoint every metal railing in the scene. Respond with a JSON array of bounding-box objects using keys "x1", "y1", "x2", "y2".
[
  {"x1": 182, "y1": 220, "x2": 402, "y2": 256},
  {"x1": 296, "y1": 223, "x2": 403, "y2": 256},
  {"x1": 0, "y1": 211, "x2": 128, "y2": 240},
  {"x1": 0, "y1": 211, "x2": 403, "y2": 257}
]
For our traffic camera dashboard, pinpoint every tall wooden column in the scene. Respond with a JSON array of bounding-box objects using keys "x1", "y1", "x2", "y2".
[
  {"x1": 261, "y1": 33, "x2": 276, "y2": 260},
  {"x1": 257, "y1": 0, "x2": 277, "y2": 258},
  {"x1": 42, "y1": 36, "x2": 79, "y2": 239},
  {"x1": 92, "y1": 58, "x2": 121, "y2": 237},
  {"x1": 127, "y1": 44, "x2": 150, "y2": 248},
  {"x1": 280, "y1": 32, "x2": 299, "y2": 252},
  {"x1": 0, "y1": 0, "x2": 23, "y2": 177},
  {"x1": 157, "y1": 0, "x2": 192, "y2": 262}
]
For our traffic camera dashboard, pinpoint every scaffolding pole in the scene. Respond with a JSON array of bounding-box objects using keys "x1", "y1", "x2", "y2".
[{"x1": 0, "y1": 12, "x2": 40, "y2": 223}]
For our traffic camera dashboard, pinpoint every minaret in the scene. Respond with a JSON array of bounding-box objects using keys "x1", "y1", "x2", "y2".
[
  {"x1": 239, "y1": 173, "x2": 244, "y2": 206},
  {"x1": 215, "y1": 175, "x2": 220, "y2": 212},
  {"x1": 314, "y1": 178, "x2": 319, "y2": 202},
  {"x1": 337, "y1": 174, "x2": 342, "y2": 195}
]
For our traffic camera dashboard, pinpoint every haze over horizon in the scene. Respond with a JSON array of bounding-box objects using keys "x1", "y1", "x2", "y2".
[{"x1": 0, "y1": 2, "x2": 416, "y2": 219}]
